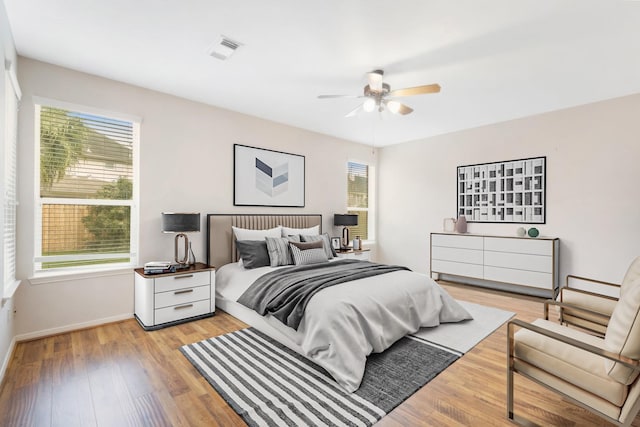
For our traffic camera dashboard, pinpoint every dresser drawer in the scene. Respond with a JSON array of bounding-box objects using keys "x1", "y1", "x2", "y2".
[
  {"x1": 432, "y1": 246, "x2": 483, "y2": 265},
  {"x1": 432, "y1": 259, "x2": 484, "y2": 279},
  {"x1": 155, "y1": 299, "x2": 211, "y2": 325},
  {"x1": 484, "y1": 237, "x2": 552, "y2": 256},
  {"x1": 484, "y1": 266, "x2": 552, "y2": 289},
  {"x1": 484, "y1": 251, "x2": 552, "y2": 273},
  {"x1": 431, "y1": 234, "x2": 483, "y2": 250},
  {"x1": 155, "y1": 284, "x2": 211, "y2": 309},
  {"x1": 155, "y1": 271, "x2": 210, "y2": 293}
]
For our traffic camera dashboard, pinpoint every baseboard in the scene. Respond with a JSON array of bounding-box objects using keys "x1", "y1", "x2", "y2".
[
  {"x1": 14, "y1": 313, "x2": 134, "y2": 342},
  {"x1": 0, "y1": 336, "x2": 17, "y2": 389}
]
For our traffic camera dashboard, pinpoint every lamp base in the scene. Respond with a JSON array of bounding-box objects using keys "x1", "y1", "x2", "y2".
[
  {"x1": 341, "y1": 226, "x2": 350, "y2": 250},
  {"x1": 174, "y1": 233, "x2": 190, "y2": 265}
]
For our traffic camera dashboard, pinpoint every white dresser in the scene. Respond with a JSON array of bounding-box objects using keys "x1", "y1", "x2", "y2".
[
  {"x1": 430, "y1": 233, "x2": 559, "y2": 298},
  {"x1": 134, "y1": 262, "x2": 215, "y2": 330}
]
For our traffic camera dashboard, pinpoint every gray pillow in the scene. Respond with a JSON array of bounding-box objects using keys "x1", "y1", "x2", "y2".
[
  {"x1": 290, "y1": 240, "x2": 329, "y2": 265},
  {"x1": 265, "y1": 235, "x2": 301, "y2": 266},
  {"x1": 236, "y1": 240, "x2": 270, "y2": 269},
  {"x1": 301, "y1": 233, "x2": 337, "y2": 258}
]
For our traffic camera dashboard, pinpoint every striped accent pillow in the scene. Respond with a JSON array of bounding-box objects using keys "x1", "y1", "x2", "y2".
[
  {"x1": 265, "y1": 235, "x2": 300, "y2": 266},
  {"x1": 301, "y1": 233, "x2": 336, "y2": 259},
  {"x1": 289, "y1": 240, "x2": 329, "y2": 265}
]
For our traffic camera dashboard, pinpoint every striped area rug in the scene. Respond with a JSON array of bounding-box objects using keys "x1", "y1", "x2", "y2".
[{"x1": 180, "y1": 328, "x2": 460, "y2": 427}]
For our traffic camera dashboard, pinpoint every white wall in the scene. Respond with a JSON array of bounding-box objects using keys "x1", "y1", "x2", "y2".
[
  {"x1": 377, "y1": 94, "x2": 640, "y2": 285},
  {"x1": 14, "y1": 57, "x2": 377, "y2": 337},
  {"x1": 0, "y1": 0, "x2": 18, "y2": 381}
]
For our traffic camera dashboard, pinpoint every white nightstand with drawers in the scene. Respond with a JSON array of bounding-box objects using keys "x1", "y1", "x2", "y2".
[
  {"x1": 134, "y1": 262, "x2": 215, "y2": 330},
  {"x1": 336, "y1": 249, "x2": 371, "y2": 261}
]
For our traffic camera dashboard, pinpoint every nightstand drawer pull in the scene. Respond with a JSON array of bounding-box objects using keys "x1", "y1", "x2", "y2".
[
  {"x1": 174, "y1": 274, "x2": 194, "y2": 279},
  {"x1": 174, "y1": 289, "x2": 194, "y2": 295},
  {"x1": 174, "y1": 304, "x2": 194, "y2": 310}
]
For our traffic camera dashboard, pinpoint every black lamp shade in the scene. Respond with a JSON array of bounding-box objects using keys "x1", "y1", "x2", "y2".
[
  {"x1": 162, "y1": 213, "x2": 201, "y2": 233},
  {"x1": 334, "y1": 214, "x2": 358, "y2": 227}
]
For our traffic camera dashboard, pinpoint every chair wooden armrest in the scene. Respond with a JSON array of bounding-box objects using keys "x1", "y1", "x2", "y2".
[
  {"x1": 508, "y1": 318, "x2": 639, "y2": 369},
  {"x1": 566, "y1": 274, "x2": 621, "y2": 290},
  {"x1": 560, "y1": 286, "x2": 619, "y2": 303},
  {"x1": 543, "y1": 300, "x2": 612, "y2": 324}
]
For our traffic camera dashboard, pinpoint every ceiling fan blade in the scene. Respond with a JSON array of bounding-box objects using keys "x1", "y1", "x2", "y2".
[
  {"x1": 389, "y1": 83, "x2": 441, "y2": 97},
  {"x1": 318, "y1": 94, "x2": 361, "y2": 99},
  {"x1": 367, "y1": 70, "x2": 384, "y2": 92},
  {"x1": 386, "y1": 100, "x2": 413, "y2": 115},
  {"x1": 345, "y1": 104, "x2": 363, "y2": 118}
]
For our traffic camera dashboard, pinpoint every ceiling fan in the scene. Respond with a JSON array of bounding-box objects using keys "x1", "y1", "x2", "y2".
[{"x1": 318, "y1": 69, "x2": 440, "y2": 117}]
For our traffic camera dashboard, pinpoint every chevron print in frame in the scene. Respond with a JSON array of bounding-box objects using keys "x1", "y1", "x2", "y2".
[{"x1": 234, "y1": 144, "x2": 305, "y2": 207}]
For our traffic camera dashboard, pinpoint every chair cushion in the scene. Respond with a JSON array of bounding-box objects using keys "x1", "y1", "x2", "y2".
[
  {"x1": 561, "y1": 288, "x2": 618, "y2": 317},
  {"x1": 621, "y1": 257, "x2": 640, "y2": 297},
  {"x1": 560, "y1": 288, "x2": 617, "y2": 335},
  {"x1": 515, "y1": 319, "x2": 628, "y2": 406},
  {"x1": 604, "y1": 277, "x2": 640, "y2": 384}
]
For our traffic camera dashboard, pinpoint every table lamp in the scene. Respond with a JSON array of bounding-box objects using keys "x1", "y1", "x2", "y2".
[
  {"x1": 333, "y1": 214, "x2": 358, "y2": 250},
  {"x1": 161, "y1": 212, "x2": 200, "y2": 267}
]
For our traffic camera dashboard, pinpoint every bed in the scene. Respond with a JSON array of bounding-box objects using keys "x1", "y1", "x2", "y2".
[{"x1": 206, "y1": 214, "x2": 472, "y2": 392}]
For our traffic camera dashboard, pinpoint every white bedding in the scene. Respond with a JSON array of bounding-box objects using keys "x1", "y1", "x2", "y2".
[{"x1": 215, "y1": 261, "x2": 472, "y2": 392}]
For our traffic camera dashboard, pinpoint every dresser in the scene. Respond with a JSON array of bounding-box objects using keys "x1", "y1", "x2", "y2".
[
  {"x1": 430, "y1": 233, "x2": 559, "y2": 298},
  {"x1": 134, "y1": 262, "x2": 215, "y2": 330}
]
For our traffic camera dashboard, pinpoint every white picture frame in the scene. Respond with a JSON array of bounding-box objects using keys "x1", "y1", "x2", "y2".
[
  {"x1": 331, "y1": 237, "x2": 341, "y2": 250},
  {"x1": 234, "y1": 144, "x2": 305, "y2": 207}
]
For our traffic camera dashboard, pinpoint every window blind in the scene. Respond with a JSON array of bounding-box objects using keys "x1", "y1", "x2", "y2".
[
  {"x1": 347, "y1": 161, "x2": 369, "y2": 240},
  {"x1": 3, "y1": 71, "x2": 19, "y2": 293},
  {"x1": 35, "y1": 105, "x2": 138, "y2": 271}
]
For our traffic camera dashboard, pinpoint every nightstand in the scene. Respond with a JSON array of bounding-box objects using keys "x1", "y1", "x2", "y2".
[
  {"x1": 336, "y1": 249, "x2": 371, "y2": 261},
  {"x1": 134, "y1": 262, "x2": 215, "y2": 330}
]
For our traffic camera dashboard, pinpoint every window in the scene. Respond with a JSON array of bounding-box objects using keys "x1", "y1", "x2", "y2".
[
  {"x1": 347, "y1": 161, "x2": 373, "y2": 241},
  {"x1": 35, "y1": 101, "x2": 139, "y2": 273},
  {"x1": 2, "y1": 68, "x2": 20, "y2": 296}
]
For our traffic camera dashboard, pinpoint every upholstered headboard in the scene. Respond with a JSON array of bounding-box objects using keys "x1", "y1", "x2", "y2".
[{"x1": 206, "y1": 214, "x2": 322, "y2": 268}]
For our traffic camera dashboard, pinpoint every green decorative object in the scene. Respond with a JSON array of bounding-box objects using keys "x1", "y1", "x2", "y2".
[{"x1": 527, "y1": 227, "x2": 539, "y2": 238}]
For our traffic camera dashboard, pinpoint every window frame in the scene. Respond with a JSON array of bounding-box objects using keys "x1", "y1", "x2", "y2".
[
  {"x1": 346, "y1": 160, "x2": 375, "y2": 243},
  {"x1": 33, "y1": 97, "x2": 141, "y2": 276}
]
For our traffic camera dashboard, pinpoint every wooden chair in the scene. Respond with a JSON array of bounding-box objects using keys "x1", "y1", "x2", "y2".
[{"x1": 507, "y1": 257, "x2": 640, "y2": 426}]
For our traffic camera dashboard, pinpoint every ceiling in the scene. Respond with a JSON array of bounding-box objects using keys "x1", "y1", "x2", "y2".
[{"x1": 5, "y1": 0, "x2": 640, "y2": 147}]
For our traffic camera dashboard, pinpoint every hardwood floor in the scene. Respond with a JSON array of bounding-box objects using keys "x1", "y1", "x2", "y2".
[{"x1": 1, "y1": 282, "x2": 638, "y2": 426}]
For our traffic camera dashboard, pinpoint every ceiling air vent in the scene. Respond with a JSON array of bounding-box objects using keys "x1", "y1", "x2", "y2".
[{"x1": 208, "y1": 36, "x2": 241, "y2": 61}]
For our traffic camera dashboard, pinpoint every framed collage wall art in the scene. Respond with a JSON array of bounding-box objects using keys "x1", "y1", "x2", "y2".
[{"x1": 457, "y1": 156, "x2": 546, "y2": 224}]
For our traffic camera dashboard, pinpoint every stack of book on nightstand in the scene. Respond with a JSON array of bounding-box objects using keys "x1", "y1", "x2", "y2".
[{"x1": 143, "y1": 261, "x2": 176, "y2": 275}]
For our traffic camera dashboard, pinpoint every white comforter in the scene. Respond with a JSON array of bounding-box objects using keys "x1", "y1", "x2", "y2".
[{"x1": 216, "y1": 262, "x2": 472, "y2": 392}]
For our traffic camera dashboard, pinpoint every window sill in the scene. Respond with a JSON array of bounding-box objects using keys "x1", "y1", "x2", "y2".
[
  {"x1": 2, "y1": 279, "x2": 22, "y2": 304},
  {"x1": 29, "y1": 265, "x2": 135, "y2": 285}
]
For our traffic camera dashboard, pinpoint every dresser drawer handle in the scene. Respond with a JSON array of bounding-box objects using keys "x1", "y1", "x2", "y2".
[
  {"x1": 174, "y1": 304, "x2": 194, "y2": 310},
  {"x1": 174, "y1": 289, "x2": 193, "y2": 295},
  {"x1": 174, "y1": 274, "x2": 194, "y2": 279}
]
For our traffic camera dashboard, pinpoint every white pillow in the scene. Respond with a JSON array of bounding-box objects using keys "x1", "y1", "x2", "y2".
[
  {"x1": 232, "y1": 226, "x2": 282, "y2": 241},
  {"x1": 281, "y1": 225, "x2": 319, "y2": 237}
]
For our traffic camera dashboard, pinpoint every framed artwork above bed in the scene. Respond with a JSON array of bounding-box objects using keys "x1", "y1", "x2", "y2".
[
  {"x1": 234, "y1": 144, "x2": 305, "y2": 207},
  {"x1": 457, "y1": 156, "x2": 546, "y2": 224}
]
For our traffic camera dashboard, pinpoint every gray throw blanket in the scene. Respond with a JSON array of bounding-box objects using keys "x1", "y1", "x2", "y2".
[{"x1": 237, "y1": 259, "x2": 410, "y2": 330}]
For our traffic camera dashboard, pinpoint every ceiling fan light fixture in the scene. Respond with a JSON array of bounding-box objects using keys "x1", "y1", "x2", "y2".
[
  {"x1": 387, "y1": 100, "x2": 401, "y2": 114},
  {"x1": 363, "y1": 98, "x2": 377, "y2": 112}
]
